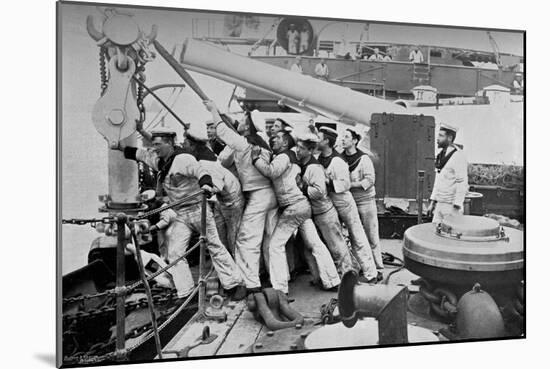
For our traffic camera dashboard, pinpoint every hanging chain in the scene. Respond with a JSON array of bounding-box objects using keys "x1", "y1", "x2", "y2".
[
  {"x1": 136, "y1": 61, "x2": 146, "y2": 124},
  {"x1": 99, "y1": 46, "x2": 108, "y2": 95}
]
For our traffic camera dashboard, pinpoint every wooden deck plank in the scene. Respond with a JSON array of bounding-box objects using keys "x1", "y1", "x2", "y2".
[
  {"x1": 288, "y1": 274, "x2": 337, "y2": 319},
  {"x1": 161, "y1": 300, "x2": 246, "y2": 359},
  {"x1": 216, "y1": 310, "x2": 263, "y2": 355},
  {"x1": 161, "y1": 238, "x2": 445, "y2": 358}
]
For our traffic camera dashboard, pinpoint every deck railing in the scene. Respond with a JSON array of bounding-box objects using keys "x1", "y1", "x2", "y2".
[{"x1": 67, "y1": 193, "x2": 210, "y2": 364}]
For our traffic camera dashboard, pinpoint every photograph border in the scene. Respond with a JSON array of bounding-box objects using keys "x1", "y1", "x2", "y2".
[{"x1": 56, "y1": 1, "x2": 526, "y2": 367}]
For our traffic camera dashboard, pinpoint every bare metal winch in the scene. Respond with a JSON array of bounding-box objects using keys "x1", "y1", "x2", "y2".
[
  {"x1": 403, "y1": 214, "x2": 524, "y2": 337},
  {"x1": 403, "y1": 215, "x2": 524, "y2": 294}
]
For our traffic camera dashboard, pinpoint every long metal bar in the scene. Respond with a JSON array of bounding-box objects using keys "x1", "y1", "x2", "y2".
[
  {"x1": 131, "y1": 233, "x2": 163, "y2": 359},
  {"x1": 152, "y1": 40, "x2": 240, "y2": 134},
  {"x1": 115, "y1": 214, "x2": 127, "y2": 361},
  {"x1": 153, "y1": 40, "x2": 210, "y2": 101},
  {"x1": 132, "y1": 76, "x2": 187, "y2": 128},
  {"x1": 417, "y1": 170, "x2": 425, "y2": 224},
  {"x1": 142, "y1": 83, "x2": 187, "y2": 98},
  {"x1": 329, "y1": 80, "x2": 384, "y2": 87},
  {"x1": 383, "y1": 140, "x2": 389, "y2": 198},
  {"x1": 198, "y1": 194, "x2": 207, "y2": 315},
  {"x1": 227, "y1": 85, "x2": 238, "y2": 110}
]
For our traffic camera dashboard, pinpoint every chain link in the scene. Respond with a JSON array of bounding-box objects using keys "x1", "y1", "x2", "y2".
[
  {"x1": 99, "y1": 46, "x2": 108, "y2": 95},
  {"x1": 63, "y1": 288, "x2": 179, "y2": 323},
  {"x1": 62, "y1": 216, "x2": 115, "y2": 226},
  {"x1": 63, "y1": 293, "x2": 195, "y2": 364},
  {"x1": 63, "y1": 239, "x2": 200, "y2": 306},
  {"x1": 136, "y1": 62, "x2": 146, "y2": 124}
]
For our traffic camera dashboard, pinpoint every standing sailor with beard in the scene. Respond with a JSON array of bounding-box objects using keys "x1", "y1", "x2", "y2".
[
  {"x1": 427, "y1": 123, "x2": 468, "y2": 223},
  {"x1": 316, "y1": 126, "x2": 378, "y2": 283},
  {"x1": 204, "y1": 100, "x2": 278, "y2": 295},
  {"x1": 295, "y1": 131, "x2": 355, "y2": 277},
  {"x1": 182, "y1": 121, "x2": 245, "y2": 259},
  {"x1": 342, "y1": 128, "x2": 384, "y2": 279},
  {"x1": 251, "y1": 130, "x2": 340, "y2": 293},
  {"x1": 111, "y1": 128, "x2": 246, "y2": 300}
]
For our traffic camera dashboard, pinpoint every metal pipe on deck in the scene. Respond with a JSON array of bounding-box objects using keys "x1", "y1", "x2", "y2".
[
  {"x1": 417, "y1": 170, "x2": 425, "y2": 224},
  {"x1": 115, "y1": 213, "x2": 127, "y2": 361},
  {"x1": 199, "y1": 194, "x2": 207, "y2": 315},
  {"x1": 132, "y1": 233, "x2": 163, "y2": 359}
]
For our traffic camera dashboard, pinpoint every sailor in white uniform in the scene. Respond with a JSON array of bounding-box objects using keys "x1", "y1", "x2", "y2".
[
  {"x1": 428, "y1": 123, "x2": 469, "y2": 223},
  {"x1": 290, "y1": 56, "x2": 303, "y2": 74},
  {"x1": 251, "y1": 130, "x2": 340, "y2": 293},
  {"x1": 341, "y1": 128, "x2": 384, "y2": 278},
  {"x1": 112, "y1": 128, "x2": 246, "y2": 299},
  {"x1": 287, "y1": 24, "x2": 299, "y2": 55},
  {"x1": 409, "y1": 46, "x2": 424, "y2": 63},
  {"x1": 204, "y1": 100, "x2": 278, "y2": 295},
  {"x1": 295, "y1": 131, "x2": 355, "y2": 276},
  {"x1": 183, "y1": 121, "x2": 245, "y2": 257},
  {"x1": 317, "y1": 126, "x2": 378, "y2": 283}
]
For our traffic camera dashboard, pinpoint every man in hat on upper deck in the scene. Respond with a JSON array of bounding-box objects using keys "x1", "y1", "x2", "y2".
[
  {"x1": 182, "y1": 120, "x2": 245, "y2": 258},
  {"x1": 368, "y1": 48, "x2": 384, "y2": 61},
  {"x1": 290, "y1": 56, "x2": 303, "y2": 74},
  {"x1": 342, "y1": 127, "x2": 384, "y2": 278},
  {"x1": 314, "y1": 58, "x2": 329, "y2": 80},
  {"x1": 111, "y1": 127, "x2": 246, "y2": 300},
  {"x1": 512, "y1": 73, "x2": 524, "y2": 95},
  {"x1": 251, "y1": 129, "x2": 340, "y2": 293},
  {"x1": 427, "y1": 123, "x2": 469, "y2": 223},
  {"x1": 317, "y1": 126, "x2": 378, "y2": 283},
  {"x1": 409, "y1": 46, "x2": 424, "y2": 63},
  {"x1": 204, "y1": 100, "x2": 278, "y2": 295}
]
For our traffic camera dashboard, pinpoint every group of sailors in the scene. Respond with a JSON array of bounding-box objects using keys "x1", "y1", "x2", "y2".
[
  {"x1": 286, "y1": 23, "x2": 311, "y2": 55},
  {"x1": 111, "y1": 100, "x2": 467, "y2": 302}
]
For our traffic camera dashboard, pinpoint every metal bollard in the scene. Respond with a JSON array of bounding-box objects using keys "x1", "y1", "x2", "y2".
[{"x1": 338, "y1": 271, "x2": 409, "y2": 345}]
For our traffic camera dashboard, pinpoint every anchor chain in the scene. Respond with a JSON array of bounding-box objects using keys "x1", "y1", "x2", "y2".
[
  {"x1": 64, "y1": 307, "x2": 177, "y2": 365},
  {"x1": 63, "y1": 287, "x2": 179, "y2": 323},
  {"x1": 418, "y1": 281, "x2": 458, "y2": 322}
]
